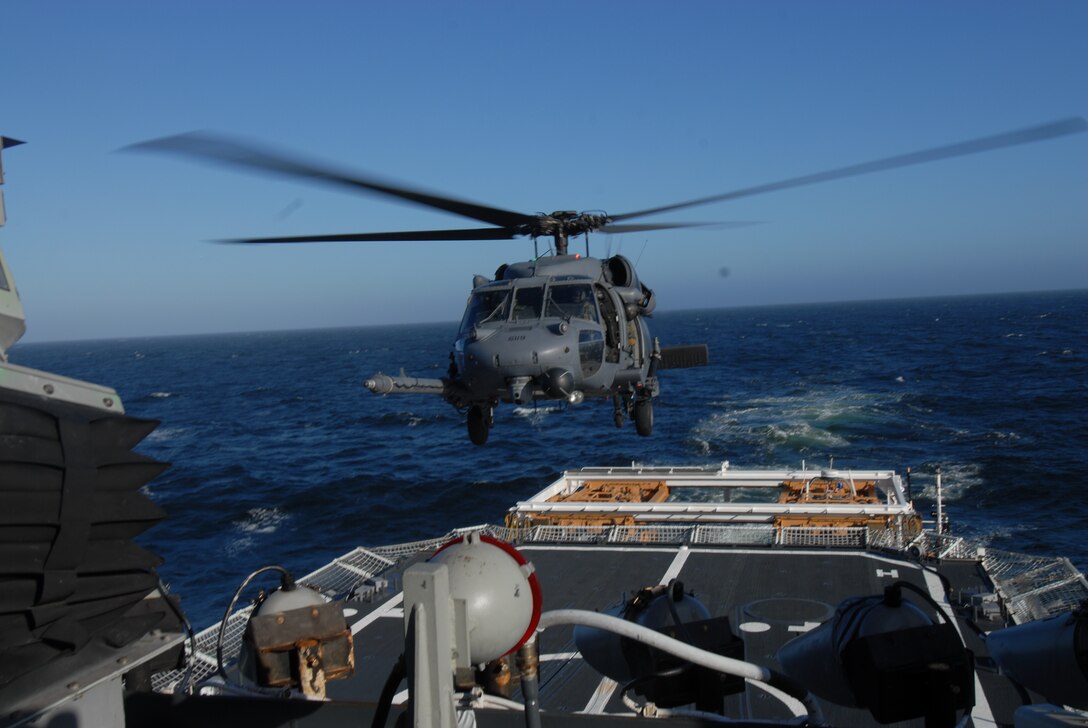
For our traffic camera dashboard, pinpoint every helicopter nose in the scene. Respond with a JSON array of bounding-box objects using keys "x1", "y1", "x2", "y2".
[{"x1": 460, "y1": 342, "x2": 504, "y2": 391}]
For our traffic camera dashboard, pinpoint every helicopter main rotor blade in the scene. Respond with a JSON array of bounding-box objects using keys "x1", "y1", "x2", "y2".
[
  {"x1": 127, "y1": 132, "x2": 536, "y2": 229},
  {"x1": 611, "y1": 117, "x2": 1088, "y2": 222},
  {"x1": 224, "y1": 227, "x2": 522, "y2": 244},
  {"x1": 599, "y1": 221, "x2": 758, "y2": 234}
]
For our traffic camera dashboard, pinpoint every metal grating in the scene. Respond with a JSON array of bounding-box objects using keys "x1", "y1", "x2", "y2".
[
  {"x1": 902, "y1": 532, "x2": 974, "y2": 560},
  {"x1": 982, "y1": 549, "x2": 1088, "y2": 623},
  {"x1": 936, "y1": 536, "x2": 976, "y2": 560},
  {"x1": 778, "y1": 527, "x2": 867, "y2": 548},
  {"x1": 607, "y1": 525, "x2": 693, "y2": 544},
  {"x1": 152, "y1": 604, "x2": 254, "y2": 693},
  {"x1": 529, "y1": 525, "x2": 612, "y2": 543},
  {"x1": 367, "y1": 524, "x2": 494, "y2": 560},
  {"x1": 867, "y1": 527, "x2": 907, "y2": 551},
  {"x1": 480, "y1": 525, "x2": 520, "y2": 542},
  {"x1": 692, "y1": 524, "x2": 776, "y2": 546},
  {"x1": 369, "y1": 536, "x2": 451, "y2": 560},
  {"x1": 299, "y1": 548, "x2": 396, "y2": 597}
]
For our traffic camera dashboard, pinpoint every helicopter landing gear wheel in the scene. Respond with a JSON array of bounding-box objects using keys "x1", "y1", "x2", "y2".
[
  {"x1": 467, "y1": 404, "x2": 490, "y2": 446},
  {"x1": 634, "y1": 399, "x2": 653, "y2": 437}
]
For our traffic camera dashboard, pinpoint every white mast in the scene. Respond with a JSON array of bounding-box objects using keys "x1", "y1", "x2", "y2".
[{"x1": 0, "y1": 136, "x2": 27, "y2": 361}]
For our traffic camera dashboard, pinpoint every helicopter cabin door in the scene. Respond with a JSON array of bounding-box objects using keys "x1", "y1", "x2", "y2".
[
  {"x1": 595, "y1": 284, "x2": 621, "y2": 364},
  {"x1": 546, "y1": 282, "x2": 604, "y2": 379},
  {"x1": 577, "y1": 329, "x2": 602, "y2": 378}
]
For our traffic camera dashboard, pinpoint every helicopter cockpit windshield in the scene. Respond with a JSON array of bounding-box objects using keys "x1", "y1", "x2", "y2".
[
  {"x1": 460, "y1": 287, "x2": 510, "y2": 335},
  {"x1": 545, "y1": 282, "x2": 598, "y2": 322},
  {"x1": 511, "y1": 286, "x2": 544, "y2": 322},
  {"x1": 459, "y1": 282, "x2": 600, "y2": 335}
]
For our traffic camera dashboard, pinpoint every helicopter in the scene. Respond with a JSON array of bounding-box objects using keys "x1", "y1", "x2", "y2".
[
  {"x1": 363, "y1": 249, "x2": 711, "y2": 445},
  {"x1": 133, "y1": 117, "x2": 1086, "y2": 445}
]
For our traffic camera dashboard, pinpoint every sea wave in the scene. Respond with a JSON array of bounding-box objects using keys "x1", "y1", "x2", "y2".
[
  {"x1": 690, "y1": 386, "x2": 905, "y2": 460},
  {"x1": 146, "y1": 426, "x2": 185, "y2": 442},
  {"x1": 228, "y1": 507, "x2": 291, "y2": 555},
  {"x1": 512, "y1": 405, "x2": 565, "y2": 418},
  {"x1": 235, "y1": 506, "x2": 289, "y2": 534},
  {"x1": 910, "y1": 461, "x2": 981, "y2": 502}
]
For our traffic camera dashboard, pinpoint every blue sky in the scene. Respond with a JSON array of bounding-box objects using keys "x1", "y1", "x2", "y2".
[{"x1": 2, "y1": 1, "x2": 1086, "y2": 343}]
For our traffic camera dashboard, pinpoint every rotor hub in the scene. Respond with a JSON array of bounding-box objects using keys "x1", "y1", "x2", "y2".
[{"x1": 529, "y1": 212, "x2": 613, "y2": 254}]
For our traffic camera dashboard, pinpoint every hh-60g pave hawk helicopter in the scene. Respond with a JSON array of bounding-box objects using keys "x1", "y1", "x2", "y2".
[{"x1": 134, "y1": 117, "x2": 1086, "y2": 444}]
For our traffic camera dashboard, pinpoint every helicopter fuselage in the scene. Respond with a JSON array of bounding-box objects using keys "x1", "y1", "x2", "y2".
[
  {"x1": 453, "y1": 255, "x2": 652, "y2": 408},
  {"x1": 363, "y1": 253, "x2": 700, "y2": 444}
]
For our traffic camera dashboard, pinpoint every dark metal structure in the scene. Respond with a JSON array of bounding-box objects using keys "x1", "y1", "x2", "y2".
[
  {"x1": 0, "y1": 387, "x2": 170, "y2": 690},
  {"x1": 0, "y1": 137, "x2": 180, "y2": 721}
]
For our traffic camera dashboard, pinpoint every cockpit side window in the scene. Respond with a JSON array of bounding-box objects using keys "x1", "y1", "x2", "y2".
[
  {"x1": 511, "y1": 286, "x2": 544, "y2": 322},
  {"x1": 460, "y1": 288, "x2": 509, "y2": 334},
  {"x1": 545, "y1": 283, "x2": 598, "y2": 322}
]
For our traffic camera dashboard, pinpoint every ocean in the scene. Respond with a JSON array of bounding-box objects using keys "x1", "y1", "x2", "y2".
[{"x1": 11, "y1": 290, "x2": 1088, "y2": 628}]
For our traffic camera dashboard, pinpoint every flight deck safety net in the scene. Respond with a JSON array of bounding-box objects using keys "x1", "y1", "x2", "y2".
[{"x1": 981, "y1": 548, "x2": 1088, "y2": 623}]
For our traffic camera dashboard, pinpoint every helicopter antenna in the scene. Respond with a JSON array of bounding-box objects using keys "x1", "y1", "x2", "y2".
[{"x1": 634, "y1": 239, "x2": 649, "y2": 267}]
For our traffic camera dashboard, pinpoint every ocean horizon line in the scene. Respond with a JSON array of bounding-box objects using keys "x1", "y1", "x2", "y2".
[{"x1": 14, "y1": 286, "x2": 1087, "y2": 348}]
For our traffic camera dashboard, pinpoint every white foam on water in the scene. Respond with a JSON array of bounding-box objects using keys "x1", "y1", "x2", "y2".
[
  {"x1": 692, "y1": 386, "x2": 904, "y2": 454},
  {"x1": 912, "y1": 462, "x2": 982, "y2": 502},
  {"x1": 236, "y1": 506, "x2": 288, "y2": 535},
  {"x1": 765, "y1": 421, "x2": 850, "y2": 449},
  {"x1": 146, "y1": 426, "x2": 185, "y2": 442},
  {"x1": 229, "y1": 507, "x2": 290, "y2": 555},
  {"x1": 512, "y1": 405, "x2": 565, "y2": 426},
  {"x1": 950, "y1": 427, "x2": 1021, "y2": 444}
]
